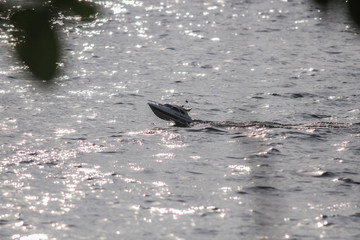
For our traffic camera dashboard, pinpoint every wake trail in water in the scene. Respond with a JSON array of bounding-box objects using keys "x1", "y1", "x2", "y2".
[{"x1": 192, "y1": 120, "x2": 360, "y2": 130}]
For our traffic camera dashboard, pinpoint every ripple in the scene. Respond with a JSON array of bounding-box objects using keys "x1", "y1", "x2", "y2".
[
  {"x1": 312, "y1": 170, "x2": 336, "y2": 178},
  {"x1": 249, "y1": 147, "x2": 281, "y2": 159},
  {"x1": 304, "y1": 114, "x2": 332, "y2": 120},
  {"x1": 186, "y1": 170, "x2": 203, "y2": 175},
  {"x1": 187, "y1": 126, "x2": 228, "y2": 134},
  {"x1": 351, "y1": 212, "x2": 360, "y2": 218},
  {"x1": 338, "y1": 178, "x2": 360, "y2": 185},
  {"x1": 246, "y1": 186, "x2": 278, "y2": 193},
  {"x1": 290, "y1": 93, "x2": 319, "y2": 99}
]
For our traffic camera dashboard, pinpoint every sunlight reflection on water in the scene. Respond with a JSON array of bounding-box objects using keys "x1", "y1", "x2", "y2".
[{"x1": 1, "y1": 0, "x2": 360, "y2": 239}]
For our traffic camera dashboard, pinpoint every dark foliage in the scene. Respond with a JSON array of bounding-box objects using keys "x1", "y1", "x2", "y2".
[
  {"x1": 348, "y1": 0, "x2": 360, "y2": 26},
  {"x1": 11, "y1": 9, "x2": 59, "y2": 80},
  {"x1": 311, "y1": 0, "x2": 360, "y2": 26},
  {"x1": 0, "y1": 0, "x2": 97, "y2": 81}
]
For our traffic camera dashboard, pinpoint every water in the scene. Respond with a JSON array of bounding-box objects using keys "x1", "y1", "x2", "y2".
[{"x1": 1, "y1": 0, "x2": 360, "y2": 239}]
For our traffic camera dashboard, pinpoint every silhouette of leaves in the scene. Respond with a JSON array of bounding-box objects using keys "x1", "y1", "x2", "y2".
[
  {"x1": 51, "y1": 0, "x2": 97, "y2": 20},
  {"x1": 348, "y1": 0, "x2": 360, "y2": 26},
  {"x1": 10, "y1": 8, "x2": 59, "y2": 80},
  {"x1": 0, "y1": 0, "x2": 98, "y2": 81},
  {"x1": 311, "y1": 0, "x2": 360, "y2": 27}
]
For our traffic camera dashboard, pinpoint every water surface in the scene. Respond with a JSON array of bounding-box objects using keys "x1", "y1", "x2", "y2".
[{"x1": 1, "y1": 0, "x2": 360, "y2": 239}]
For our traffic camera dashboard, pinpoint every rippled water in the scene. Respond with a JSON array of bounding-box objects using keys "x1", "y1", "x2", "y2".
[{"x1": 1, "y1": 0, "x2": 360, "y2": 239}]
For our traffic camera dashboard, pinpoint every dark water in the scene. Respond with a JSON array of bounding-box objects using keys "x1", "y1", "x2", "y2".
[{"x1": 1, "y1": 0, "x2": 360, "y2": 239}]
